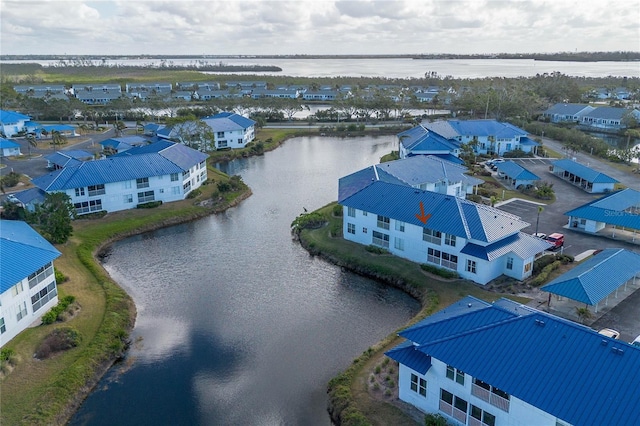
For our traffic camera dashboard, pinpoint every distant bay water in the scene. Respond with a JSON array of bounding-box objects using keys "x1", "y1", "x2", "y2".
[{"x1": 2, "y1": 57, "x2": 639, "y2": 79}]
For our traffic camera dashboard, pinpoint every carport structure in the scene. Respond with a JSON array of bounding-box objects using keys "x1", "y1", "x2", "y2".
[
  {"x1": 495, "y1": 161, "x2": 540, "y2": 189},
  {"x1": 564, "y1": 188, "x2": 640, "y2": 242},
  {"x1": 551, "y1": 159, "x2": 618, "y2": 193},
  {"x1": 541, "y1": 248, "x2": 640, "y2": 313}
]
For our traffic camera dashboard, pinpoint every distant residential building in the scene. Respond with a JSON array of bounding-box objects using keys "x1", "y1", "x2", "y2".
[
  {"x1": 0, "y1": 137, "x2": 21, "y2": 157},
  {"x1": 73, "y1": 84, "x2": 122, "y2": 105},
  {"x1": 302, "y1": 90, "x2": 338, "y2": 101},
  {"x1": 0, "y1": 109, "x2": 31, "y2": 137},
  {"x1": 580, "y1": 107, "x2": 640, "y2": 130},
  {"x1": 1, "y1": 221, "x2": 61, "y2": 347},
  {"x1": 386, "y1": 295, "x2": 640, "y2": 426},
  {"x1": 541, "y1": 103, "x2": 595, "y2": 123}
]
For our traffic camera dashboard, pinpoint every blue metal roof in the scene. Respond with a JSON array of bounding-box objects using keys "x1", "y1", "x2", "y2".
[
  {"x1": 399, "y1": 126, "x2": 459, "y2": 153},
  {"x1": 0, "y1": 220, "x2": 61, "y2": 293},
  {"x1": 385, "y1": 342, "x2": 432, "y2": 375},
  {"x1": 338, "y1": 166, "x2": 406, "y2": 203},
  {"x1": 0, "y1": 109, "x2": 30, "y2": 123},
  {"x1": 541, "y1": 248, "x2": 640, "y2": 305},
  {"x1": 34, "y1": 141, "x2": 208, "y2": 191},
  {"x1": 42, "y1": 124, "x2": 75, "y2": 132},
  {"x1": 543, "y1": 103, "x2": 593, "y2": 115},
  {"x1": 411, "y1": 309, "x2": 640, "y2": 426},
  {"x1": 517, "y1": 136, "x2": 540, "y2": 146},
  {"x1": 495, "y1": 161, "x2": 540, "y2": 181},
  {"x1": 583, "y1": 106, "x2": 628, "y2": 120},
  {"x1": 376, "y1": 155, "x2": 482, "y2": 188},
  {"x1": 564, "y1": 188, "x2": 640, "y2": 230},
  {"x1": 0, "y1": 138, "x2": 20, "y2": 148},
  {"x1": 460, "y1": 231, "x2": 553, "y2": 261},
  {"x1": 447, "y1": 119, "x2": 527, "y2": 139},
  {"x1": 204, "y1": 112, "x2": 256, "y2": 130},
  {"x1": 45, "y1": 150, "x2": 93, "y2": 168},
  {"x1": 12, "y1": 187, "x2": 47, "y2": 205},
  {"x1": 552, "y1": 159, "x2": 619, "y2": 183},
  {"x1": 425, "y1": 153, "x2": 465, "y2": 164},
  {"x1": 100, "y1": 136, "x2": 148, "y2": 149},
  {"x1": 340, "y1": 181, "x2": 529, "y2": 243}
]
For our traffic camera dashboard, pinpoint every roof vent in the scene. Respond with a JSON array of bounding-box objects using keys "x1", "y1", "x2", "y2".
[
  {"x1": 611, "y1": 347, "x2": 624, "y2": 355},
  {"x1": 467, "y1": 303, "x2": 472, "y2": 308},
  {"x1": 535, "y1": 319, "x2": 545, "y2": 327},
  {"x1": 601, "y1": 339, "x2": 608, "y2": 346}
]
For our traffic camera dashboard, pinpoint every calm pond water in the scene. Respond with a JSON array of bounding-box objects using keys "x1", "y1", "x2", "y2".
[{"x1": 69, "y1": 135, "x2": 420, "y2": 426}]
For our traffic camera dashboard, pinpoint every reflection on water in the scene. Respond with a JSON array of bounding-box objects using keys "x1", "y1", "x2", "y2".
[{"x1": 69, "y1": 136, "x2": 421, "y2": 426}]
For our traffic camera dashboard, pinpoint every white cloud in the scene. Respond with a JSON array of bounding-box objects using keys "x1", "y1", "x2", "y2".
[{"x1": 1, "y1": 0, "x2": 638, "y2": 55}]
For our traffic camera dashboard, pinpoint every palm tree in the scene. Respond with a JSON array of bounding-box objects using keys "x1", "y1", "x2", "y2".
[
  {"x1": 535, "y1": 205, "x2": 544, "y2": 235},
  {"x1": 575, "y1": 306, "x2": 593, "y2": 324},
  {"x1": 25, "y1": 134, "x2": 37, "y2": 157}
]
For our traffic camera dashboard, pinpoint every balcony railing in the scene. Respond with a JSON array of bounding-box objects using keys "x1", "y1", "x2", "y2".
[
  {"x1": 472, "y1": 383, "x2": 510, "y2": 412},
  {"x1": 439, "y1": 401, "x2": 467, "y2": 424}
]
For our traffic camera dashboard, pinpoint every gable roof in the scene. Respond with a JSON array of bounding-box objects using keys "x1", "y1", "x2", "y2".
[
  {"x1": 495, "y1": 161, "x2": 540, "y2": 181},
  {"x1": 45, "y1": 150, "x2": 93, "y2": 168},
  {"x1": 0, "y1": 220, "x2": 61, "y2": 293},
  {"x1": 398, "y1": 125, "x2": 459, "y2": 152},
  {"x1": 0, "y1": 138, "x2": 20, "y2": 149},
  {"x1": 389, "y1": 297, "x2": 640, "y2": 426},
  {"x1": 564, "y1": 188, "x2": 640, "y2": 230},
  {"x1": 203, "y1": 112, "x2": 256, "y2": 131},
  {"x1": 12, "y1": 187, "x2": 47, "y2": 206},
  {"x1": 460, "y1": 231, "x2": 552, "y2": 261},
  {"x1": 541, "y1": 248, "x2": 640, "y2": 305},
  {"x1": 552, "y1": 159, "x2": 619, "y2": 183},
  {"x1": 0, "y1": 110, "x2": 31, "y2": 124},
  {"x1": 33, "y1": 142, "x2": 207, "y2": 191},
  {"x1": 583, "y1": 106, "x2": 629, "y2": 120},
  {"x1": 543, "y1": 103, "x2": 594, "y2": 115},
  {"x1": 376, "y1": 155, "x2": 482, "y2": 188},
  {"x1": 340, "y1": 180, "x2": 529, "y2": 243}
]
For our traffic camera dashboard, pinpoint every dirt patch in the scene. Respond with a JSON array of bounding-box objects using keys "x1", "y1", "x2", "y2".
[{"x1": 34, "y1": 327, "x2": 81, "y2": 360}]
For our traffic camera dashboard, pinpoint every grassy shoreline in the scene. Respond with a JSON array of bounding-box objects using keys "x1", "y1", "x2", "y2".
[{"x1": 295, "y1": 203, "x2": 530, "y2": 425}]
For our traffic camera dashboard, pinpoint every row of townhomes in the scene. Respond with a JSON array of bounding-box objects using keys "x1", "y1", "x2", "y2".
[
  {"x1": 398, "y1": 119, "x2": 540, "y2": 159},
  {"x1": 386, "y1": 295, "x2": 640, "y2": 426},
  {"x1": 541, "y1": 103, "x2": 640, "y2": 131},
  {"x1": 24, "y1": 140, "x2": 208, "y2": 216},
  {"x1": 12, "y1": 81, "x2": 452, "y2": 105},
  {"x1": 0, "y1": 221, "x2": 62, "y2": 347},
  {"x1": 338, "y1": 153, "x2": 552, "y2": 285}
]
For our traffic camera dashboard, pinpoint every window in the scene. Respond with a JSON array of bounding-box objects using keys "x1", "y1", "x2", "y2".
[
  {"x1": 410, "y1": 373, "x2": 427, "y2": 397},
  {"x1": 483, "y1": 412, "x2": 496, "y2": 426},
  {"x1": 444, "y1": 233, "x2": 456, "y2": 247},
  {"x1": 423, "y1": 228, "x2": 442, "y2": 245},
  {"x1": 16, "y1": 301, "x2": 27, "y2": 321},
  {"x1": 441, "y1": 252, "x2": 458, "y2": 270},
  {"x1": 136, "y1": 177, "x2": 149, "y2": 189},
  {"x1": 87, "y1": 184, "x2": 105, "y2": 196},
  {"x1": 183, "y1": 181, "x2": 192, "y2": 192},
  {"x1": 394, "y1": 237, "x2": 404, "y2": 251},
  {"x1": 524, "y1": 262, "x2": 532, "y2": 272},
  {"x1": 123, "y1": 180, "x2": 132, "y2": 189},
  {"x1": 31, "y1": 281, "x2": 57, "y2": 313},
  {"x1": 362, "y1": 211, "x2": 367, "y2": 216},
  {"x1": 75, "y1": 187, "x2": 85, "y2": 197},
  {"x1": 0, "y1": 317, "x2": 5, "y2": 334},
  {"x1": 347, "y1": 223, "x2": 356, "y2": 234},
  {"x1": 170, "y1": 173, "x2": 179, "y2": 182},
  {"x1": 377, "y1": 215, "x2": 390, "y2": 230},
  {"x1": 183, "y1": 169, "x2": 191, "y2": 178},
  {"x1": 363, "y1": 227, "x2": 367, "y2": 234},
  {"x1": 506, "y1": 257, "x2": 514, "y2": 270},
  {"x1": 27, "y1": 262, "x2": 54, "y2": 289},
  {"x1": 440, "y1": 389, "x2": 453, "y2": 405},
  {"x1": 123, "y1": 194, "x2": 133, "y2": 203},
  {"x1": 372, "y1": 231, "x2": 389, "y2": 248},
  {"x1": 138, "y1": 191, "x2": 155, "y2": 203},
  {"x1": 395, "y1": 220, "x2": 405, "y2": 232},
  {"x1": 199, "y1": 161, "x2": 206, "y2": 169},
  {"x1": 218, "y1": 140, "x2": 228, "y2": 148},
  {"x1": 217, "y1": 131, "x2": 225, "y2": 138},
  {"x1": 74, "y1": 199, "x2": 102, "y2": 214},
  {"x1": 427, "y1": 248, "x2": 441, "y2": 264},
  {"x1": 454, "y1": 396, "x2": 468, "y2": 414},
  {"x1": 11, "y1": 282, "x2": 24, "y2": 296},
  {"x1": 466, "y1": 260, "x2": 477, "y2": 274},
  {"x1": 446, "y1": 365, "x2": 465, "y2": 385},
  {"x1": 347, "y1": 207, "x2": 356, "y2": 217}
]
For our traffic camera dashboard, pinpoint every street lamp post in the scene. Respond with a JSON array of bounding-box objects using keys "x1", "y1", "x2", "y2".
[{"x1": 535, "y1": 205, "x2": 544, "y2": 235}]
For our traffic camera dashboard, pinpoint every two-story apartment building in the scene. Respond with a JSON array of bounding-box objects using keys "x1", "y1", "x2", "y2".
[
  {"x1": 1, "y1": 220, "x2": 61, "y2": 347},
  {"x1": 30, "y1": 140, "x2": 208, "y2": 215},
  {"x1": 0, "y1": 109, "x2": 32, "y2": 137},
  {"x1": 339, "y1": 181, "x2": 551, "y2": 285},
  {"x1": 399, "y1": 120, "x2": 539, "y2": 160},
  {"x1": 386, "y1": 296, "x2": 640, "y2": 426}
]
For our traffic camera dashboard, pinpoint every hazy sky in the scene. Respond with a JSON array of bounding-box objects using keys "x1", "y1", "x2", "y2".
[{"x1": 1, "y1": 0, "x2": 638, "y2": 56}]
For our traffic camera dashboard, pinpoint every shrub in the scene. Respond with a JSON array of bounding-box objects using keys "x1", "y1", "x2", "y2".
[
  {"x1": 466, "y1": 194, "x2": 483, "y2": 203},
  {"x1": 330, "y1": 223, "x2": 342, "y2": 237},
  {"x1": 186, "y1": 188, "x2": 202, "y2": 199},
  {"x1": 365, "y1": 245, "x2": 389, "y2": 255},
  {"x1": 424, "y1": 413, "x2": 448, "y2": 426},
  {"x1": 136, "y1": 201, "x2": 162, "y2": 209},
  {"x1": 420, "y1": 263, "x2": 458, "y2": 279},
  {"x1": 1, "y1": 172, "x2": 20, "y2": 188},
  {"x1": 332, "y1": 204, "x2": 343, "y2": 216},
  {"x1": 55, "y1": 269, "x2": 68, "y2": 284},
  {"x1": 34, "y1": 327, "x2": 82, "y2": 359},
  {"x1": 41, "y1": 295, "x2": 77, "y2": 325},
  {"x1": 290, "y1": 212, "x2": 326, "y2": 235},
  {"x1": 531, "y1": 261, "x2": 561, "y2": 286}
]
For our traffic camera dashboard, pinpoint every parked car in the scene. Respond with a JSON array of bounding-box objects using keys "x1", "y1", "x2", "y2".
[
  {"x1": 546, "y1": 233, "x2": 564, "y2": 250},
  {"x1": 598, "y1": 328, "x2": 620, "y2": 339},
  {"x1": 532, "y1": 232, "x2": 547, "y2": 240},
  {"x1": 631, "y1": 334, "x2": 640, "y2": 347}
]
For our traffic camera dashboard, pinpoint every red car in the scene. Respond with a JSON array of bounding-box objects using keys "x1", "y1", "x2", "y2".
[{"x1": 546, "y1": 233, "x2": 564, "y2": 250}]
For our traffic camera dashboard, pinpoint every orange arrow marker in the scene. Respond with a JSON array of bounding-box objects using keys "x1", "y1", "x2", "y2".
[{"x1": 416, "y1": 201, "x2": 432, "y2": 224}]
